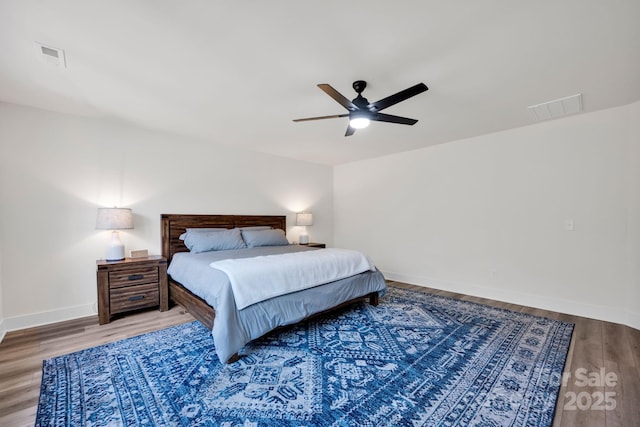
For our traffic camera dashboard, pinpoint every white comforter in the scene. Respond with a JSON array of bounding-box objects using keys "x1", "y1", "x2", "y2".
[{"x1": 210, "y1": 248, "x2": 375, "y2": 310}]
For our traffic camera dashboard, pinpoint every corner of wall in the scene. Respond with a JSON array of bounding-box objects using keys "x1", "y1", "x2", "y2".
[{"x1": 0, "y1": 320, "x2": 6, "y2": 343}]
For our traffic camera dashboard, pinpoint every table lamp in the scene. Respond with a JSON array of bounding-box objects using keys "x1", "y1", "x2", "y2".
[
  {"x1": 296, "y1": 212, "x2": 313, "y2": 244},
  {"x1": 96, "y1": 207, "x2": 134, "y2": 261}
]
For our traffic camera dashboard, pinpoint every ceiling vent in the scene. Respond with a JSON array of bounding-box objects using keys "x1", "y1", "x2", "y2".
[
  {"x1": 34, "y1": 42, "x2": 66, "y2": 69},
  {"x1": 528, "y1": 94, "x2": 582, "y2": 121}
]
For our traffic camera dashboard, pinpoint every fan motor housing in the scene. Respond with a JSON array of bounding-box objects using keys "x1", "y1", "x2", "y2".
[{"x1": 352, "y1": 80, "x2": 367, "y2": 94}]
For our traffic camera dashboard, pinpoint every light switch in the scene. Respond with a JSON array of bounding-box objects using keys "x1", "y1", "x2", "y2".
[{"x1": 564, "y1": 219, "x2": 575, "y2": 231}]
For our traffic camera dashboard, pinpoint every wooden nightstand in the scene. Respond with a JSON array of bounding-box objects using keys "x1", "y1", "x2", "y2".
[
  {"x1": 302, "y1": 242, "x2": 326, "y2": 248},
  {"x1": 96, "y1": 256, "x2": 168, "y2": 324}
]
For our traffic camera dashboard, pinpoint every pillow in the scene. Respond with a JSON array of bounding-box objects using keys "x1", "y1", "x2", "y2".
[
  {"x1": 241, "y1": 228, "x2": 289, "y2": 248},
  {"x1": 183, "y1": 228, "x2": 247, "y2": 253},
  {"x1": 179, "y1": 226, "x2": 271, "y2": 240},
  {"x1": 179, "y1": 227, "x2": 227, "y2": 240},
  {"x1": 239, "y1": 226, "x2": 272, "y2": 231}
]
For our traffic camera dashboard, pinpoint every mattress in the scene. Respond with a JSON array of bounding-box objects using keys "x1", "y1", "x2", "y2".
[{"x1": 167, "y1": 245, "x2": 387, "y2": 363}]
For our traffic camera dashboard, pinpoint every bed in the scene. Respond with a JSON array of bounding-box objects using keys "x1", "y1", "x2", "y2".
[{"x1": 161, "y1": 214, "x2": 387, "y2": 363}]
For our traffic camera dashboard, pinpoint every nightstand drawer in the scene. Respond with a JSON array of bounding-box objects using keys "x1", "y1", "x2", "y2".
[
  {"x1": 301, "y1": 242, "x2": 326, "y2": 248},
  {"x1": 110, "y1": 283, "x2": 160, "y2": 314},
  {"x1": 109, "y1": 266, "x2": 159, "y2": 288}
]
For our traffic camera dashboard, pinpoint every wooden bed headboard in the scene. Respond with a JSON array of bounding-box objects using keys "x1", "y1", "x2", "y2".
[{"x1": 161, "y1": 214, "x2": 287, "y2": 263}]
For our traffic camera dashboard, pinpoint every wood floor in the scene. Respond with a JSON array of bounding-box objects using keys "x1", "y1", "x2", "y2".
[{"x1": 0, "y1": 281, "x2": 638, "y2": 427}]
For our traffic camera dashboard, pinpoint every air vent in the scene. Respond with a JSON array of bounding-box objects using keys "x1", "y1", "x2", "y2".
[
  {"x1": 528, "y1": 94, "x2": 582, "y2": 121},
  {"x1": 34, "y1": 42, "x2": 66, "y2": 69}
]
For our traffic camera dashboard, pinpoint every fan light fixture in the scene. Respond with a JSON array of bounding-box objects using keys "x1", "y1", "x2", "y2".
[{"x1": 349, "y1": 116, "x2": 370, "y2": 129}]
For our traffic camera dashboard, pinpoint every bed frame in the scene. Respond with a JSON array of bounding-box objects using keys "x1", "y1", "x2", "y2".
[{"x1": 161, "y1": 214, "x2": 379, "y2": 339}]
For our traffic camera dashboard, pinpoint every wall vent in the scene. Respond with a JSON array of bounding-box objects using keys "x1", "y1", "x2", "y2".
[
  {"x1": 528, "y1": 94, "x2": 582, "y2": 121},
  {"x1": 34, "y1": 42, "x2": 66, "y2": 69}
]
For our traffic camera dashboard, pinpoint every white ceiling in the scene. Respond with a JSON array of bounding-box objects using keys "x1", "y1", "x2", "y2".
[{"x1": 1, "y1": 1, "x2": 639, "y2": 165}]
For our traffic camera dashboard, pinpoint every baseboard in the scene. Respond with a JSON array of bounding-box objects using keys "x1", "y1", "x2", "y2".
[
  {"x1": 1, "y1": 275, "x2": 637, "y2": 343},
  {"x1": 383, "y1": 270, "x2": 640, "y2": 330},
  {"x1": 0, "y1": 303, "x2": 97, "y2": 341}
]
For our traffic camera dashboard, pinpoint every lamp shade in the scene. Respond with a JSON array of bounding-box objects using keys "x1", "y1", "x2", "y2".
[
  {"x1": 296, "y1": 213, "x2": 313, "y2": 226},
  {"x1": 96, "y1": 208, "x2": 134, "y2": 230}
]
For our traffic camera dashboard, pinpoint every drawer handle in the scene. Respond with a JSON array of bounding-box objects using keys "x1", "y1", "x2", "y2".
[
  {"x1": 128, "y1": 274, "x2": 144, "y2": 281},
  {"x1": 128, "y1": 295, "x2": 145, "y2": 301}
]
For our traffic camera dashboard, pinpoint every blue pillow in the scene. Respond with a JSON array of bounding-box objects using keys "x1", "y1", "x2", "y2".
[
  {"x1": 184, "y1": 228, "x2": 247, "y2": 253},
  {"x1": 179, "y1": 226, "x2": 271, "y2": 240},
  {"x1": 241, "y1": 228, "x2": 289, "y2": 248},
  {"x1": 179, "y1": 227, "x2": 227, "y2": 240}
]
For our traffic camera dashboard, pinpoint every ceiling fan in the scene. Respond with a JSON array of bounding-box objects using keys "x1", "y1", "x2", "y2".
[{"x1": 293, "y1": 80, "x2": 428, "y2": 136}]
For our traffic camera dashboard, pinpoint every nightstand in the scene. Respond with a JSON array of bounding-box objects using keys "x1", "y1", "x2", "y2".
[
  {"x1": 302, "y1": 242, "x2": 326, "y2": 248},
  {"x1": 96, "y1": 256, "x2": 168, "y2": 324}
]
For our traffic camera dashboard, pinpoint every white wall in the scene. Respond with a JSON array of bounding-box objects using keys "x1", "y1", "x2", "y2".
[
  {"x1": 0, "y1": 102, "x2": 334, "y2": 332},
  {"x1": 335, "y1": 101, "x2": 640, "y2": 329},
  {"x1": 2, "y1": 100, "x2": 637, "y2": 336}
]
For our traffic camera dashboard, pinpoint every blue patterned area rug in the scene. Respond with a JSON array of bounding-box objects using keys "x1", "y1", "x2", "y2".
[{"x1": 37, "y1": 286, "x2": 573, "y2": 426}]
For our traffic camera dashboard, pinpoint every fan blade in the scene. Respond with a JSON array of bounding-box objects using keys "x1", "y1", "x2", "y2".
[
  {"x1": 293, "y1": 114, "x2": 348, "y2": 122},
  {"x1": 368, "y1": 83, "x2": 428, "y2": 112},
  {"x1": 345, "y1": 125, "x2": 356, "y2": 136},
  {"x1": 318, "y1": 84, "x2": 358, "y2": 111},
  {"x1": 371, "y1": 112, "x2": 418, "y2": 125}
]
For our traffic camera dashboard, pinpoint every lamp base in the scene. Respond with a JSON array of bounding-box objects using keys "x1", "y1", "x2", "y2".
[
  {"x1": 299, "y1": 233, "x2": 309, "y2": 245},
  {"x1": 106, "y1": 231, "x2": 125, "y2": 261}
]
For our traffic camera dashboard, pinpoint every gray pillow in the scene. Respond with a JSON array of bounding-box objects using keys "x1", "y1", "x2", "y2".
[
  {"x1": 179, "y1": 228, "x2": 226, "y2": 240},
  {"x1": 179, "y1": 226, "x2": 271, "y2": 240},
  {"x1": 184, "y1": 228, "x2": 247, "y2": 253},
  {"x1": 241, "y1": 228, "x2": 289, "y2": 248}
]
